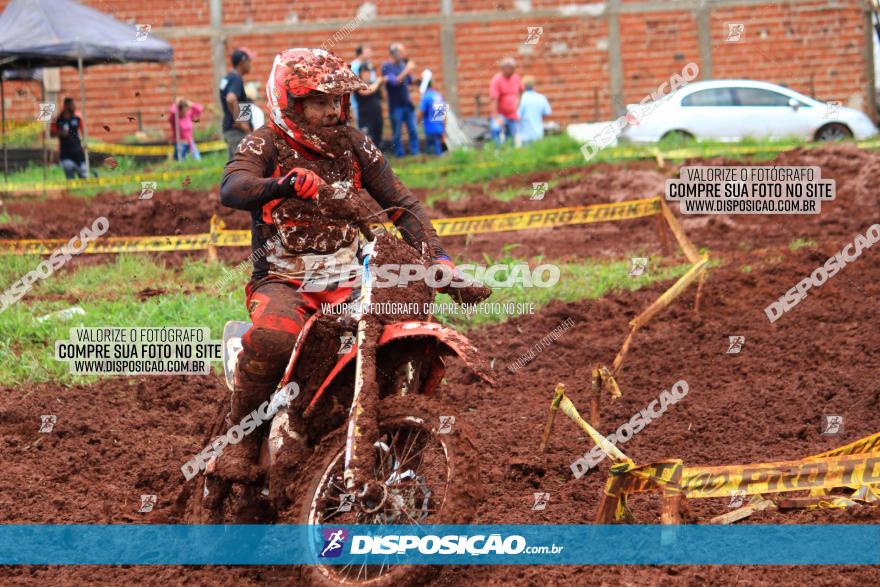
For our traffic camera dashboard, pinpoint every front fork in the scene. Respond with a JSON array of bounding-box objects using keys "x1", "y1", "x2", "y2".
[{"x1": 343, "y1": 239, "x2": 386, "y2": 509}]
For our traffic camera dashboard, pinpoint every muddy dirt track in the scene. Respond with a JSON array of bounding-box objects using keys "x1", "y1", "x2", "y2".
[{"x1": 1, "y1": 144, "x2": 879, "y2": 585}]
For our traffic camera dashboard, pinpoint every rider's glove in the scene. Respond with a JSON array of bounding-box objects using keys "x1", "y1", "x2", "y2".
[
  {"x1": 433, "y1": 256, "x2": 492, "y2": 305},
  {"x1": 434, "y1": 256, "x2": 460, "y2": 279},
  {"x1": 278, "y1": 168, "x2": 324, "y2": 200}
]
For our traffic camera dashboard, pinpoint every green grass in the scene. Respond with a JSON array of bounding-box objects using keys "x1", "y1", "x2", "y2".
[
  {"x1": 788, "y1": 237, "x2": 817, "y2": 251},
  {"x1": 70, "y1": 157, "x2": 226, "y2": 197},
  {"x1": 0, "y1": 251, "x2": 700, "y2": 384},
  {"x1": 0, "y1": 212, "x2": 25, "y2": 224},
  {"x1": 434, "y1": 256, "x2": 694, "y2": 330},
  {"x1": 394, "y1": 133, "x2": 850, "y2": 193},
  {"x1": 0, "y1": 254, "x2": 246, "y2": 385},
  {"x1": 395, "y1": 135, "x2": 583, "y2": 190},
  {"x1": 3, "y1": 148, "x2": 226, "y2": 197}
]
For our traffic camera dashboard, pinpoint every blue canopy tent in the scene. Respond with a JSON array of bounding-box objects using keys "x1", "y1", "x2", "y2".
[{"x1": 0, "y1": 0, "x2": 174, "y2": 183}]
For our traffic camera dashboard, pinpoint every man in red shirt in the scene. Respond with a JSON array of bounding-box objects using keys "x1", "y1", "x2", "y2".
[{"x1": 489, "y1": 57, "x2": 524, "y2": 147}]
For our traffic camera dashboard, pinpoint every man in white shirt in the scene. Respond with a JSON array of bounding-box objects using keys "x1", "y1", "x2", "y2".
[{"x1": 517, "y1": 76, "x2": 552, "y2": 146}]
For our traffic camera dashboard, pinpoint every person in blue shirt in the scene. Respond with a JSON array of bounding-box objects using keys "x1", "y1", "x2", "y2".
[
  {"x1": 381, "y1": 42, "x2": 420, "y2": 157},
  {"x1": 419, "y1": 75, "x2": 446, "y2": 156},
  {"x1": 517, "y1": 76, "x2": 552, "y2": 146}
]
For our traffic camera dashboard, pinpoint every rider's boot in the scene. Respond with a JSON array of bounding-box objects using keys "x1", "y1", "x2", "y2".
[{"x1": 211, "y1": 367, "x2": 276, "y2": 481}]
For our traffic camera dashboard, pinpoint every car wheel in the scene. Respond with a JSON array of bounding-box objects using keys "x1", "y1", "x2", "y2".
[
  {"x1": 660, "y1": 130, "x2": 695, "y2": 144},
  {"x1": 815, "y1": 123, "x2": 852, "y2": 142}
]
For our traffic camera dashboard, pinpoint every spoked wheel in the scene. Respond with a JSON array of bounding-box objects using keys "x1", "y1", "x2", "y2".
[{"x1": 291, "y1": 395, "x2": 481, "y2": 587}]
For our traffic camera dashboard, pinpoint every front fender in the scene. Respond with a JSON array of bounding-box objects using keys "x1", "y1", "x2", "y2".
[
  {"x1": 304, "y1": 321, "x2": 494, "y2": 416},
  {"x1": 380, "y1": 321, "x2": 495, "y2": 385}
]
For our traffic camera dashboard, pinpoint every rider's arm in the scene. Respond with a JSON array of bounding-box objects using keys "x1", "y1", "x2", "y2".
[
  {"x1": 219, "y1": 129, "x2": 283, "y2": 211},
  {"x1": 353, "y1": 131, "x2": 448, "y2": 259}
]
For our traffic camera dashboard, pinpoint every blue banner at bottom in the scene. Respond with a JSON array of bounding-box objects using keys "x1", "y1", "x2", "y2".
[{"x1": 0, "y1": 525, "x2": 878, "y2": 565}]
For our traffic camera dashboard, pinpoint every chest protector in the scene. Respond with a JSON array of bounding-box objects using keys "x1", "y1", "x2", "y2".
[{"x1": 262, "y1": 131, "x2": 363, "y2": 254}]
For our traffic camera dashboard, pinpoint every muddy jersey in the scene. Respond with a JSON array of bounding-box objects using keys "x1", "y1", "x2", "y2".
[{"x1": 219, "y1": 124, "x2": 446, "y2": 284}]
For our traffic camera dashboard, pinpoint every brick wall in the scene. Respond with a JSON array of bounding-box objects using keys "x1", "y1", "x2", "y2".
[{"x1": 0, "y1": 0, "x2": 871, "y2": 143}]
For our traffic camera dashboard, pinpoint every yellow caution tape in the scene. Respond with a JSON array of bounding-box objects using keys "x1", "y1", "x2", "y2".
[
  {"x1": 807, "y1": 496, "x2": 858, "y2": 510},
  {"x1": 556, "y1": 390, "x2": 632, "y2": 465},
  {"x1": 630, "y1": 256, "x2": 708, "y2": 330},
  {"x1": 0, "y1": 196, "x2": 665, "y2": 255},
  {"x1": 605, "y1": 452, "x2": 880, "y2": 501},
  {"x1": 809, "y1": 431, "x2": 880, "y2": 460},
  {"x1": 678, "y1": 452, "x2": 880, "y2": 499},
  {"x1": 597, "y1": 433, "x2": 880, "y2": 524},
  {"x1": 432, "y1": 196, "x2": 662, "y2": 236},
  {"x1": 0, "y1": 233, "x2": 213, "y2": 255},
  {"x1": 603, "y1": 460, "x2": 682, "y2": 496},
  {"x1": 611, "y1": 255, "x2": 708, "y2": 372},
  {"x1": 659, "y1": 200, "x2": 701, "y2": 263},
  {"x1": 1, "y1": 166, "x2": 223, "y2": 193},
  {"x1": 89, "y1": 140, "x2": 226, "y2": 156}
]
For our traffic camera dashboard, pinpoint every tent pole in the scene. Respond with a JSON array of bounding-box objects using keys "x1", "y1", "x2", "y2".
[
  {"x1": 77, "y1": 53, "x2": 90, "y2": 178},
  {"x1": 2, "y1": 75, "x2": 7, "y2": 184},
  {"x1": 171, "y1": 60, "x2": 180, "y2": 162}
]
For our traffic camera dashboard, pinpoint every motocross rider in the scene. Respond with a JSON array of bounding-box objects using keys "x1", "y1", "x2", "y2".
[{"x1": 217, "y1": 48, "x2": 479, "y2": 478}]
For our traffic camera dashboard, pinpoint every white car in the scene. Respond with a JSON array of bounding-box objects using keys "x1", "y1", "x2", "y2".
[{"x1": 622, "y1": 79, "x2": 878, "y2": 143}]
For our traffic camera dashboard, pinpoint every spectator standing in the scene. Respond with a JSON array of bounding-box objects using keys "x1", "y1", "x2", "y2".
[
  {"x1": 168, "y1": 97, "x2": 204, "y2": 161},
  {"x1": 356, "y1": 65, "x2": 385, "y2": 146},
  {"x1": 350, "y1": 45, "x2": 374, "y2": 127},
  {"x1": 382, "y1": 42, "x2": 420, "y2": 157},
  {"x1": 489, "y1": 57, "x2": 524, "y2": 147},
  {"x1": 219, "y1": 47, "x2": 255, "y2": 158},
  {"x1": 517, "y1": 76, "x2": 552, "y2": 146},
  {"x1": 49, "y1": 97, "x2": 88, "y2": 179},
  {"x1": 418, "y1": 72, "x2": 446, "y2": 156}
]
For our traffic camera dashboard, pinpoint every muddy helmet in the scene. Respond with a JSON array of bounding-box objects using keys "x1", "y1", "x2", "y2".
[
  {"x1": 268, "y1": 48, "x2": 366, "y2": 100},
  {"x1": 265, "y1": 48, "x2": 368, "y2": 155}
]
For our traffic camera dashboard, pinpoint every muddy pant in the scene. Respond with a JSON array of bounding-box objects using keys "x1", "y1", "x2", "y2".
[{"x1": 233, "y1": 278, "x2": 353, "y2": 409}]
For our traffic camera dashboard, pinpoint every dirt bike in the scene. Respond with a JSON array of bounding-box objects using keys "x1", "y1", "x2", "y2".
[{"x1": 177, "y1": 208, "x2": 493, "y2": 586}]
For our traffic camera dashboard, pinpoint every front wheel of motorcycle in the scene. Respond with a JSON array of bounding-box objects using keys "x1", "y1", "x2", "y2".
[{"x1": 289, "y1": 394, "x2": 482, "y2": 587}]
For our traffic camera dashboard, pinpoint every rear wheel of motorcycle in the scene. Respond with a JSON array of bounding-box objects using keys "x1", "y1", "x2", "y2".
[{"x1": 291, "y1": 394, "x2": 482, "y2": 587}]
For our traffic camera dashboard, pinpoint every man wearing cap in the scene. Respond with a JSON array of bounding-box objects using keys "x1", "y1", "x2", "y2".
[
  {"x1": 220, "y1": 48, "x2": 256, "y2": 158},
  {"x1": 489, "y1": 57, "x2": 524, "y2": 147}
]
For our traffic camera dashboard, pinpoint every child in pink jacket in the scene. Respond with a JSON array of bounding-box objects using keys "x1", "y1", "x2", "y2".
[{"x1": 169, "y1": 98, "x2": 203, "y2": 160}]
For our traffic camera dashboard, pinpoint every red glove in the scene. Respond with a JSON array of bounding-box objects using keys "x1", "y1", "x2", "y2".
[{"x1": 278, "y1": 168, "x2": 323, "y2": 200}]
